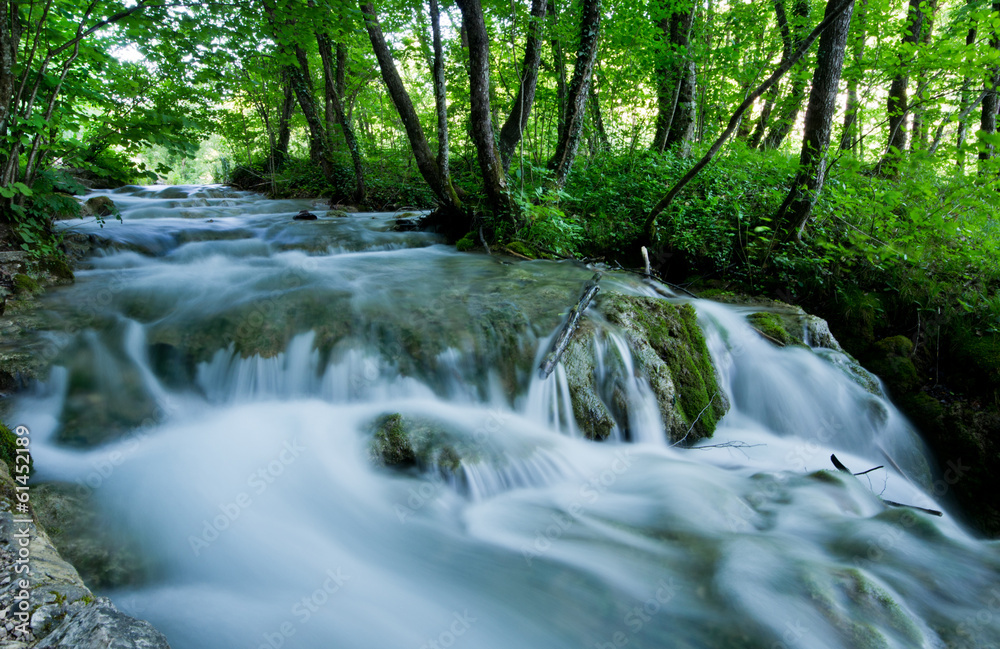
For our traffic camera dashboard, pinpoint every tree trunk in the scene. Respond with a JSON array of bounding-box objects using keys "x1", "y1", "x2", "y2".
[
  {"x1": 429, "y1": 0, "x2": 454, "y2": 189},
  {"x1": 910, "y1": 0, "x2": 938, "y2": 152},
  {"x1": 980, "y1": 1, "x2": 1000, "y2": 167},
  {"x1": 839, "y1": 0, "x2": 866, "y2": 151},
  {"x1": 775, "y1": 0, "x2": 855, "y2": 241},
  {"x1": 876, "y1": 0, "x2": 927, "y2": 174},
  {"x1": 761, "y1": 0, "x2": 811, "y2": 150},
  {"x1": 590, "y1": 79, "x2": 610, "y2": 151},
  {"x1": 271, "y1": 76, "x2": 295, "y2": 168},
  {"x1": 455, "y1": 0, "x2": 513, "y2": 216},
  {"x1": 652, "y1": 0, "x2": 696, "y2": 154},
  {"x1": 318, "y1": 33, "x2": 366, "y2": 202},
  {"x1": 748, "y1": 93, "x2": 776, "y2": 148},
  {"x1": 956, "y1": 8, "x2": 977, "y2": 172},
  {"x1": 361, "y1": 2, "x2": 454, "y2": 207},
  {"x1": 290, "y1": 46, "x2": 335, "y2": 180},
  {"x1": 498, "y1": 0, "x2": 547, "y2": 170},
  {"x1": 548, "y1": 0, "x2": 569, "y2": 145},
  {"x1": 548, "y1": 0, "x2": 602, "y2": 187}
]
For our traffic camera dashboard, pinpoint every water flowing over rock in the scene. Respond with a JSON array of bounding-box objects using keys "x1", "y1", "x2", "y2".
[{"x1": 1, "y1": 184, "x2": 994, "y2": 649}]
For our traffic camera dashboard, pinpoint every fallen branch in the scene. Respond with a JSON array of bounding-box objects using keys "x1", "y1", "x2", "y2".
[
  {"x1": 538, "y1": 272, "x2": 602, "y2": 379},
  {"x1": 830, "y1": 454, "x2": 943, "y2": 517},
  {"x1": 750, "y1": 326, "x2": 787, "y2": 347}
]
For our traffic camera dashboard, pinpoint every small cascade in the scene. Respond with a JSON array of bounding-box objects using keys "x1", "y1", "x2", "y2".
[{"x1": 6, "y1": 185, "x2": 995, "y2": 649}]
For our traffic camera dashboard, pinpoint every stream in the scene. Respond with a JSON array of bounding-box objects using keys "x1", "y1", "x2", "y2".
[{"x1": 10, "y1": 185, "x2": 1000, "y2": 649}]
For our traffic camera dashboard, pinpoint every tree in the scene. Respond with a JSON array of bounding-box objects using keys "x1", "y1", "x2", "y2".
[
  {"x1": 774, "y1": 0, "x2": 855, "y2": 241},
  {"x1": 497, "y1": 0, "x2": 547, "y2": 170},
  {"x1": 980, "y1": 0, "x2": 1000, "y2": 166},
  {"x1": 548, "y1": 0, "x2": 602, "y2": 187},
  {"x1": 760, "y1": 0, "x2": 811, "y2": 150},
  {"x1": 651, "y1": 0, "x2": 698, "y2": 155}
]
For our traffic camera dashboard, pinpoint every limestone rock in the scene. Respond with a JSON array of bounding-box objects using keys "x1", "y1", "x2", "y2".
[{"x1": 81, "y1": 196, "x2": 116, "y2": 218}]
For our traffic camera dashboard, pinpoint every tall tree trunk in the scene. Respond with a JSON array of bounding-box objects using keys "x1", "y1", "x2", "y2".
[
  {"x1": 289, "y1": 46, "x2": 335, "y2": 179},
  {"x1": 590, "y1": 79, "x2": 610, "y2": 151},
  {"x1": 455, "y1": 0, "x2": 513, "y2": 216},
  {"x1": 980, "y1": 1, "x2": 1000, "y2": 167},
  {"x1": 318, "y1": 33, "x2": 366, "y2": 203},
  {"x1": 956, "y1": 7, "x2": 977, "y2": 172},
  {"x1": 361, "y1": 2, "x2": 455, "y2": 207},
  {"x1": 548, "y1": 0, "x2": 569, "y2": 145},
  {"x1": 839, "y1": 0, "x2": 866, "y2": 151},
  {"x1": 548, "y1": 0, "x2": 602, "y2": 187},
  {"x1": 876, "y1": 0, "x2": 927, "y2": 174},
  {"x1": 498, "y1": 0, "x2": 547, "y2": 170},
  {"x1": 272, "y1": 75, "x2": 295, "y2": 168},
  {"x1": 910, "y1": 0, "x2": 938, "y2": 152},
  {"x1": 761, "y1": 0, "x2": 811, "y2": 150},
  {"x1": 652, "y1": 0, "x2": 696, "y2": 153},
  {"x1": 775, "y1": 0, "x2": 855, "y2": 240},
  {"x1": 748, "y1": 92, "x2": 776, "y2": 148},
  {"x1": 429, "y1": 0, "x2": 454, "y2": 188}
]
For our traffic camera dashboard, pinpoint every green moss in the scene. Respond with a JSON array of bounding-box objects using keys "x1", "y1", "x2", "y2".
[
  {"x1": 868, "y1": 336, "x2": 920, "y2": 394},
  {"x1": 602, "y1": 294, "x2": 726, "y2": 442},
  {"x1": 747, "y1": 312, "x2": 801, "y2": 346},
  {"x1": 0, "y1": 421, "x2": 31, "y2": 476},
  {"x1": 505, "y1": 241, "x2": 537, "y2": 259},
  {"x1": 13, "y1": 273, "x2": 40, "y2": 295},
  {"x1": 369, "y1": 414, "x2": 417, "y2": 467},
  {"x1": 456, "y1": 232, "x2": 477, "y2": 252},
  {"x1": 42, "y1": 257, "x2": 75, "y2": 281}
]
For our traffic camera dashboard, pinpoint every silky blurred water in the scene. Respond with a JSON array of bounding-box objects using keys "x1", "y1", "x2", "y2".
[{"x1": 12, "y1": 185, "x2": 1000, "y2": 649}]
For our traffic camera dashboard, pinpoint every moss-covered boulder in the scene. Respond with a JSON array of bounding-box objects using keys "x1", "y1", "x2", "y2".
[
  {"x1": 12, "y1": 272, "x2": 40, "y2": 295},
  {"x1": 599, "y1": 292, "x2": 728, "y2": 443},
  {"x1": 367, "y1": 413, "x2": 473, "y2": 474},
  {"x1": 747, "y1": 311, "x2": 802, "y2": 347},
  {"x1": 867, "y1": 335, "x2": 920, "y2": 395},
  {"x1": 0, "y1": 421, "x2": 30, "y2": 476},
  {"x1": 81, "y1": 195, "x2": 117, "y2": 217},
  {"x1": 561, "y1": 324, "x2": 616, "y2": 440}
]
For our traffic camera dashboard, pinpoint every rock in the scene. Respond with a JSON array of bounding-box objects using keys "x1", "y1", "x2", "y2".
[
  {"x1": 747, "y1": 311, "x2": 803, "y2": 347},
  {"x1": 329, "y1": 210, "x2": 349, "y2": 218},
  {"x1": 330, "y1": 203, "x2": 358, "y2": 213},
  {"x1": 12, "y1": 274, "x2": 40, "y2": 296},
  {"x1": 366, "y1": 413, "x2": 480, "y2": 478},
  {"x1": 0, "y1": 462, "x2": 169, "y2": 648},
  {"x1": 81, "y1": 196, "x2": 116, "y2": 218},
  {"x1": 293, "y1": 210, "x2": 317, "y2": 221},
  {"x1": 561, "y1": 324, "x2": 616, "y2": 441},
  {"x1": 34, "y1": 598, "x2": 170, "y2": 649},
  {"x1": 867, "y1": 335, "x2": 920, "y2": 395}
]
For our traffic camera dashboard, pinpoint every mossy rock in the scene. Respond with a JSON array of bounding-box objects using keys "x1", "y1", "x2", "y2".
[
  {"x1": 42, "y1": 256, "x2": 75, "y2": 282},
  {"x1": 369, "y1": 414, "x2": 417, "y2": 467},
  {"x1": 505, "y1": 241, "x2": 537, "y2": 259},
  {"x1": 600, "y1": 292, "x2": 727, "y2": 442},
  {"x1": 868, "y1": 335, "x2": 920, "y2": 395},
  {"x1": 456, "y1": 232, "x2": 477, "y2": 252},
  {"x1": 747, "y1": 312, "x2": 802, "y2": 347},
  {"x1": 561, "y1": 324, "x2": 616, "y2": 440},
  {"x1": 367, "y1": 413, "x2": 478, "y2": 475},
  {"x1": 12, "y1": 273, "x2": 40, "y2": 295},
  {"x1": 0, "y1": 421, "x2": 31, "y2": 476},
  {"x1": 81, "y1": 195, "x2": 117, "y2": 217},
  {"x1": 32, "y1": 482, "x2": 151, "y2": 589}
]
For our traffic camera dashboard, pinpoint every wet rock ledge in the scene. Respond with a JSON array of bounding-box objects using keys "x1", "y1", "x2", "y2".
[{"x1": 0, "y1": 459, "x2": 170, "y2": 648}]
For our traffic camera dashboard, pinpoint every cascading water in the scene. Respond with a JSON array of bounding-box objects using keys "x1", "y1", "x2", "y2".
[{"x1": 10, "y1": 185, "x2": 1000, "y2": 649}]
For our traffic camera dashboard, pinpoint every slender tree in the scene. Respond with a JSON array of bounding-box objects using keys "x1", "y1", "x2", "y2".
[
  {"x1": 498, "y1": 0, "x2": 547, "y2": 170},
  {"x1": 548, "y1": 0, "x2": 602, "y2": 187},
  {"x1": 761, "y1": 0, "x2": 811, "y2": 150},
  {"x1": 317, "y1": 33, "x2": 365, "y2": 202},
  {"x1": 774, "y1": 0, "x2": 855, "y2": 240}
]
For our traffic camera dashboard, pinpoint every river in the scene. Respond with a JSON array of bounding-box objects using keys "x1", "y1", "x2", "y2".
[{"x1": 11, "y1": 185, "x2": 1000, "y2": 649}]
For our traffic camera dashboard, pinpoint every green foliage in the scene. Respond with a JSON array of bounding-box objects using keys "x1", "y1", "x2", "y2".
[
  {"x1": 0, "y1": 422, "x2": 32, "y2": 477},
  {"x1": 455, "y1": 232, "x2": 477, "y2": 251}
]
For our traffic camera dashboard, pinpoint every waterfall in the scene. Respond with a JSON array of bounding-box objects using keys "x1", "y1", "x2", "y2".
[{"x1": 7, "y1": 184, "x2": 995, "y2": 649}]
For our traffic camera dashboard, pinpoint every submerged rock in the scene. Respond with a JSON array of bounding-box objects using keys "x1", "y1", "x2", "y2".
[
  {"x1": 293, "y1": 210, "x2": 317, "y2": 221},
  {"x1": 367, "y1": 413, "x2": 473, "y2": 475},
  {"x1": 80, "y1": 196, "x2": 116, "y2": 218}
]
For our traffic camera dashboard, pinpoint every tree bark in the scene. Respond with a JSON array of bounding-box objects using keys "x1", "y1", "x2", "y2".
[
  {"x1": 839, "y1": 0, "x2": 866, "y2": 151},
  {"x1": 910, "y1": 0, "x2": 938, "y2": 152},
  {"x1": 775, "y1": 0, "x2": 855, "y2": 241},
  {"x1": 361, "y1": 2, "x2": 454, "y2": 207},
  {"x1": 429, "y1": 0, "x2": 453, "y2": 187},
  {"x1": 548, "y1": 0, "x2": 569, "y2": 145},
  {"x1": 652, "y1": 0, "x2": 697, "y2": 154},
  {"x1": 876, "y1": 0, "x2": 928, "y2": 173},
  {"x1": 272, "y1": 76, "x2": 295, "y2": 168},
  {"x1": 498, "y1": 0, "x2": 547, "y2": 170},
  {"x1": 290, "y1": 46, "x2": 335, "y2": 179},
  {"x1": 456, "y1": 0, "x2": 513, "y2": 216},
  {"x1": 956, "y1": 7, "x2": 977, "y2": 172},
  {"x1": 980, "y1": 1, "x2": 1000, "y2": 166},
  {"x1": 318, "y1": 33, "x2": 366, "y2": 202},
  {"x1": 761, "y1": 0, "x2": 811, "y2": 150},
  {"x1": 548, "y1": 0, "x2": 602, "y2": 187}
]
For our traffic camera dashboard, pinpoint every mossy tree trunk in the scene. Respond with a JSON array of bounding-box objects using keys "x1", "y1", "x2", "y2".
[{"x1": 317, "y1": 32, "x2": 366, "y2": 203}]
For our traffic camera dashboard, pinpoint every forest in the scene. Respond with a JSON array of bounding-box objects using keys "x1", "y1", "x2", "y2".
[{"x1": 0, "y1": 0, "x2": 999, "y2": 537}]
